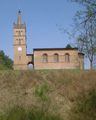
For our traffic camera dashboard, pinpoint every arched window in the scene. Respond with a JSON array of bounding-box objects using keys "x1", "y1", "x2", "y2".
[
  {"x1": 65, "y1": 53, "x2": 70, "y2": 63},
  {"x1": 54, "y1": 53, "x2": 59, "y2": 62},
  {"x1": 18, "y1": 31, "x2": 21, "y2": 36},
  {"x1": 42, "y1": 54, "x2": 48, "y2": 63},
  {"x1": 27, "y1": 62, "x2": 33, "y2": 70},
  {"x1": 19, "y1": 56, "x2": 21, "y2": 60},
  {"x1": 19, "y1": 39, "x2": 21, "y2": 44}
]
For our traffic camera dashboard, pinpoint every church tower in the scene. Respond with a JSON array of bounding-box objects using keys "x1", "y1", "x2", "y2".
[{"x1": 13, "y1": 11, "x2": 27, "y2": 70}]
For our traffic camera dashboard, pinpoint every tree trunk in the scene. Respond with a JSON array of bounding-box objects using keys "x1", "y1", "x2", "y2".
[{"x1": 90, "y1": 61, "x2": 93, "y2": 70}]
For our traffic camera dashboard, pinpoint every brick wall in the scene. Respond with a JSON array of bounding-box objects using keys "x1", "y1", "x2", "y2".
[{"x1": 33, "y1": 49, "x2": 84, "y2": 70}]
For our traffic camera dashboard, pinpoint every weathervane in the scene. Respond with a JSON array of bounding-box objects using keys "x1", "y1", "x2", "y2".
[{"x1": 18, "y1": 9, "x2": 21, "y2": 14}]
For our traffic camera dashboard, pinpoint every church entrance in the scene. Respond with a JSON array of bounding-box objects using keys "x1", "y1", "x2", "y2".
[{"x1": 27, "y1": 62, "x2": 33, "y2": 70}]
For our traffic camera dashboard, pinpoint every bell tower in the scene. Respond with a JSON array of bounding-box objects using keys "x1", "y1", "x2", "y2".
[{"x1": 13, "y1": 11, "x2": 27, "y2": 70}]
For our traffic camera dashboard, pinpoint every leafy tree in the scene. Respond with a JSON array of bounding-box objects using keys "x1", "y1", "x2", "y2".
[
  {"x1": 66, "y1": 44, "x2": 72, "y2": 48},
  {"x1": 0, "y1": 50, "x2": 13, "y2": 70},
  {"x1": 77, "y1": 25, "x2": 96, "y2": 69},
  {"x1": 70, "y1": 0, "x2": 96, "y2": 69}
]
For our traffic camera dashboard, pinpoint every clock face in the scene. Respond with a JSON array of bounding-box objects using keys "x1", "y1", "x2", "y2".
[{"x1": 18, "y1": 47, "x2": 22, "y2": 52}]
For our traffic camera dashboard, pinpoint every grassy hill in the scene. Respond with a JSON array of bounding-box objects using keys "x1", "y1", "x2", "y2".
[{"x1": 0, "y1": 70, "x2": 96, "y2": 120}]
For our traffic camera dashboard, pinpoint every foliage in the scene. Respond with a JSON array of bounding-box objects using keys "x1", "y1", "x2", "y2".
[
  {"x1": 77, "y1": 25, "x2": 96, "y2": 69},
  {"x1": 28, "y1": 109, "x2": 63, "y2": 120},
  {"x1": 0, "y1": 106, "x2": 63, "y2": 120},
  {"x1": 35, "y1": 84, "x2": 51, "y2": 114},
  {"x1": 0, "y1": 50, "x2": 13, "y2": 70},
  {"x1": 35, "y1": 84, "x2": 49, "y2": 101},
  {"x1": 69, "y1": 89, "x2": 96, "y2": 120},
  {"x1": 66, "y1": 44, "x2": 72, "y2": 48}
]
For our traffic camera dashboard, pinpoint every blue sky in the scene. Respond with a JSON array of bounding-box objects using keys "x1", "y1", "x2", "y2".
[{"x1": 0, "y1": 0, "x2": 89, "y2": 68}]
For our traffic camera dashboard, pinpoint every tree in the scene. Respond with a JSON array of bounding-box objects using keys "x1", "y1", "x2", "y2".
[
  {"x1": 77, "y1": 27, "x2": 96, "y2": 69},
  {"x1": 0, "y1": 50, "x2": 13, "y2": 70},
  {"x1": 70, "y1": 0, "x2": 96, "y2": 69},
  {"x1": 66, "y1": 44, "x2": 72, "y2": 48}
]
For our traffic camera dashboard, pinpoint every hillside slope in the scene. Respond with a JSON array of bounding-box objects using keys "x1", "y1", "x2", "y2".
[{"x1": 0, "y1": 70, "x2": 96, "y2": 120}]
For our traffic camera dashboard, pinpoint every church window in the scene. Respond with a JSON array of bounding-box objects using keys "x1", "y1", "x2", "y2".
[
  {"x1": 18, "y1": 31, "x2": 21, "y2": 36},
  {"x1": 54, "y1": 53, "x2": 59, "y2": 62},
  {"x1": 16, "y1": 31, "x2": 21, "y2": 36},
  {"x1": 16, "y1": 31, "x2": 18, "y2": 36},
  {"x1": 19, "y1": 56, "x2": 21, "y2": 60},
  {"x1": 65, "y1": 53, "x2": 70, "y2": 63},
  {"x1": 42, "y1": 54, "x2": 48, "y2": 63},
  {"x1": 19, "y1": 39, "x2": 21, "y2": 44},
  {"x1": 21, "y1": 31, "x2": 23, "y2": 35}
]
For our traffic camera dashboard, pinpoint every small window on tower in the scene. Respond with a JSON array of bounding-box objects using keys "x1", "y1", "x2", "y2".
[
  {"x1": 16, "y1": 31, "x2": 18, "y2": 35},
  {"x1": 19, "y1": 39, "x2": 21, "y2": 44},
  {"x1": 18, "y1": 31, "x2": 21, "y2": 36},
  {"x1": 21, "y1": 31, "x2": 23, "y2": 35},
  {"x1": 19, "y1": 56, "x2": 21, "y2": 60}
]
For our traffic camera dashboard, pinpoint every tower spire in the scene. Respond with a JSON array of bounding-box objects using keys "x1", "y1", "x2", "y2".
[{"x1": 17, "y1": 10, "x2": 22, "y2": 24}]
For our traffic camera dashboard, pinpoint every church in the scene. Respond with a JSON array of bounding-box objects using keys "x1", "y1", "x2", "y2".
[{"x1": 13, "y1": 11, "x2": 84, "y2": 70}]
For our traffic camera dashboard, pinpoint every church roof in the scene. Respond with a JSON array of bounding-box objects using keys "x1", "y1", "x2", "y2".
[
  {"x1": 33, "y1": 48, "x2": 84, "y2": 55},
  {"x1": 33, "y1": 47, "x2": 78, "y2": 51},
  {"x1": 17, "y1": 10, "x2": 22, "y2": 25},
  {"x1": 13, "y1": 10, "x2": 26, "y2": 29},
  {"x1": 78, "y1": 52, "x2": 84, "y2": 55}
]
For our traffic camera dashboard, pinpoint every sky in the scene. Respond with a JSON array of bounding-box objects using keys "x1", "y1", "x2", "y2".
[{"x1": 0, "y1": 0, "x2": 90, "y2": 68}]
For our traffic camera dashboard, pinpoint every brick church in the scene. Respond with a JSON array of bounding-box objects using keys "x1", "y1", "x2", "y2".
[{"x1": 13, "y1": 11, "x2": 84, "y2": 70}]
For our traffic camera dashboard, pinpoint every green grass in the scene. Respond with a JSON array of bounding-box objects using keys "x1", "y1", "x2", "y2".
[{"x1": 0, "y1": 106, "x2": 63, "y2": 120}]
